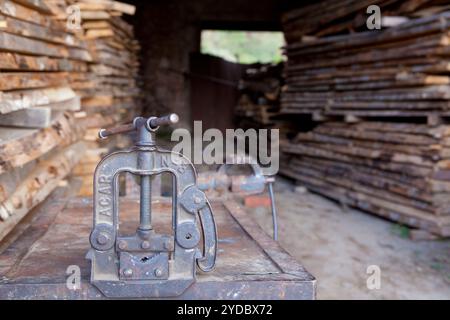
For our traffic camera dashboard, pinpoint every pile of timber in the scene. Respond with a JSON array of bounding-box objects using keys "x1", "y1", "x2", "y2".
[
  {"x1": 235, "y1": 63, "x2": 298, "y2": 142},
  {"x1": 281, "y1": 121, "x2": 450, "y2": 237},
  {"x1": 279, "y1": 2, "x2": 450, "y2": 237},
  {"x1": 281, "y1": 11, "x2": 450, "y2": 123},
  {"x1": 0, "y1": 0, "x2": 142, "y2": 241},
  {"x1": 282, "y1": 0, "x2": 450, "y2": 41},
  {"x1": 235, "y1": 63, "x2": 283, "y2": 127},
  {"x1": 0, "y1": 0, "x2": 91, "y2": 241},
  {"x1": 54, "y1": 0, "x2": 141, "y2": 196}
]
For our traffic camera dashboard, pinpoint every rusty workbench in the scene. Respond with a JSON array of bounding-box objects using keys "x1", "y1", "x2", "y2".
[{"x1": 0, "y1": 196, "x2": 316, "y2": 299}]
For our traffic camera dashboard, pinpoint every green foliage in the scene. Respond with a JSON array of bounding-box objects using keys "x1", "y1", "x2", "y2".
[
  {"x1": 430, "y1": 262, "x2": 443, "y2": 271},
  {"x1": 201, "y1": 30, "x2": 285, "y2": 64},
  {"x1": 390, "y1": 224, "x2": 410, "y2": 239}
]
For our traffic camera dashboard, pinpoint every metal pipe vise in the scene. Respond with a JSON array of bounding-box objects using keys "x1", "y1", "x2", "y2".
[
  {"x1": 87, "y1": 114, "x2": 217, "y2": 298},
  {"x1": 198, "y1": 161, "x2": 278, "y2": 241}
]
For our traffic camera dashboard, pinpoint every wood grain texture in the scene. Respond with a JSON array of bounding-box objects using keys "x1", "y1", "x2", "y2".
[
  {"x1": 0, "y1": 142, "x2": 85, "y2": 241},
  {"x1": 0, "y1": 111, "x2": 82, "y2": 174},
  {"x1": 282, "y1": 121, "x2": 450, "y2": 235}
]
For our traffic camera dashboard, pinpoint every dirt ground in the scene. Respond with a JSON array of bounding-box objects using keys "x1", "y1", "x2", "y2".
[{"x1": 246, "y1": 176, "x2": 450, "y2": 300}]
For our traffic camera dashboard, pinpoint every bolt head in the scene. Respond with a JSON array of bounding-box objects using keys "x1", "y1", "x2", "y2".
[
  {"x1": 194, "y1": 196, "x2": 202, "y2": 204},
  {"x1": 96, "y1": 232, "x2": 109, "y2": 245},
  {"x1": 154, "y1": 268, "x2": 163, "y2": 277},
  {"x1": 141, "y1": 241, "x2": 150, "y2": 249},
  {"x1": 123, "y1": 268, "x2": 133, "y2": 277},
  {"x1": 118, "y1": 240, "x2": 127, "y2": 250}
]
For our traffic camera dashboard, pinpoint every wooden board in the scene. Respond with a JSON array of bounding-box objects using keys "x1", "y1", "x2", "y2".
[
  {"x1": 0, "y1": 141, "x2": 85, "y2": 240},
  {"x1": 0, "y1": 107, "x2": 51, "y2": 128},
  {"x1": 0, "y1": 72, "x2": 69, "y2": 91},
  {"x1": 0, "y1": 111, "x2": 82, "y2": 174},
  {"x1": 0, "y1": 86, "x2": 78, "y2": 114}
]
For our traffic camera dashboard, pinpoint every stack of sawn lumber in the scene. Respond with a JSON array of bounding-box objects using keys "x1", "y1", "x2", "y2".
[
  {"x1": 0, "y1": 0, "x2": 92, "y2": 242},
  {"x1": 281, "y1": 122, "x2": 450, "y2": 236},
  {"x1": 235, "y1": 63, "x2": 298, "y2": 141},
  {"x1": 279, "y1": 2, "x2": 450, "y2": 236},
  {"x1": 281, "y1": 11, "x2": 450, "y2": 120},
  {"x1": 282, "y1": 0, "x2": 450, "y2": 41},
  {"x1": 235, "y1": 63, "x2": 283, "y2": 127},
  {"x1": 50, "y1": 0, "x2": 142, "y2": 196}
]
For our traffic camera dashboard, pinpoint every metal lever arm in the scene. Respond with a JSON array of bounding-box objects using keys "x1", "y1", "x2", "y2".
[
  {"x1": 98, "y1": 122, "x2": 135, "y2": 139},
  {"x1": 148, "y1": 113, "x2": 179, "y2": 129},
  {"x1": 98, "y1": 113, "x2": 179, "y2": 139},
  {"x1": 196, "y1": 201, "x2": 217, "y2": 272}
]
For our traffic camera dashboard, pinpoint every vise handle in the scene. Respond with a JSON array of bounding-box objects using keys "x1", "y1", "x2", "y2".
[{"x1": 99, "y1": 113, "x2": 179, "y2": 139}]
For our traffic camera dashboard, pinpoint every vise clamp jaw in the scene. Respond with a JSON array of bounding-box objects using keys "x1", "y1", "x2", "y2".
[{"x1": 87, "y1": 114, "x2": 217, "y2": 298}]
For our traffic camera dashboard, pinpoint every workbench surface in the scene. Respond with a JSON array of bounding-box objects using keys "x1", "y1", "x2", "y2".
[{"x1": 0, "y1": 196, "x2": 315, "y2": 299}]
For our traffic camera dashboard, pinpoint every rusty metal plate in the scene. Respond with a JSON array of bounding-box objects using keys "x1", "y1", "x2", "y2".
[
  {"x1": 0, "y1": 196, "x2": 315, "y2": 300},
  {"x1": 119, "y1": 252, "x2": 169, "y2": 280}
]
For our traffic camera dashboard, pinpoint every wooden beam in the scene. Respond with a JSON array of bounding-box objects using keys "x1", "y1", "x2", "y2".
[
  {"x1": 0, "y1": 13, "x2": 84, "y2": 48},
  {"x1": 43, "y1": 96, "x2": 81, "y2": 111},
  {"x1": 0, "y1": 107, "x2": 51, "y2": 128},
  {"x1": 0, "y1": 86, "x2": 77, "y2": 114},
  {"x1": 0, "y1": 52, "x2": 88, "y2": 72},
  {"x1": 0, "y1": 111, "x2": 82, "y2": 174},
  {"x1": 76, "y1": 1, "x2": 136, "y2": 15},
  {"x1": 0, "y1": 72, "x2": 68, "y2": 91},
  {"x1": 0, "y1": 0, "x2": 52, "y2": 27},
  {"x1": 0, "y1": 142, "x2": 85, "y2": 241},
  {"x1": 0, "y1": 159, "x2": 35, "y2": 203},
  {"x1": 10, "y1": 0, "x2": 53, "y2": 15},
  {"x1": 0, "y1": 31, "x2": 91, "y2": 61},
  {"x1": 381, "y1": 16, "x2": 409, "y2": 27}
]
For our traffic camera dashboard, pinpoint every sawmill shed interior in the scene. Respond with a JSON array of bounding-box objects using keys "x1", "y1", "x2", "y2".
[{"x1": 0, "y1": 0, "x2": 449, "y2": 300}]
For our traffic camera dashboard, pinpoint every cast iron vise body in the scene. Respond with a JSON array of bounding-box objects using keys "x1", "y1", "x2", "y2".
[{"x1": 87, "y1": 114, "x2": 217, "y2": 298}]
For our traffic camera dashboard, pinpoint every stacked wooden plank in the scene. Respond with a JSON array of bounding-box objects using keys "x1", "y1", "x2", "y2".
[
  {"x1": 69, "y1": 0, "x2": 140, "y2": 113},
  {"x1": 281, "y1": 11, "x2": 450, "y2": 122},
  {"x1": 234, "y1": 62, "x2": 300, "y2": 142},
  {"x1": 282, "y1": 0, "x2": 450, "y2": 41},
  {"x1": 281, "y1": 122, "x2": 450, "y2": 236},
  {"x1": 235, "y1": 63, "x2": 283, "y2": 127},
  {"x1": 55, "y1": 0, "x2": 141, "y2": 195},
  {"x1": 279, "y1": 3, "x2": 450, "y2": 237},
  {"x1": 0, "y1": 0, "x2": 91, "y2": 117},
  {"x1": 0, "y1": 0, "x2": 92, "y2": 241},
  {"x1": 282, "y1": 0, "x2": 386, "y2": 41}
]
